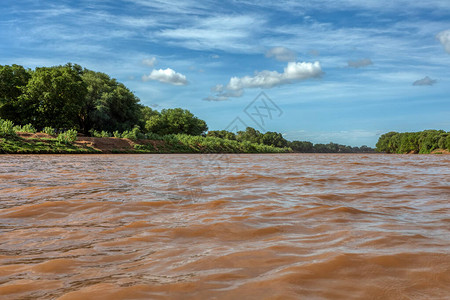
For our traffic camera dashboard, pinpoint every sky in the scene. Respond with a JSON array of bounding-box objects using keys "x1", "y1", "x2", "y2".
[{"x1": 1, "y1": 0, "x2": 450, "y2": 147}]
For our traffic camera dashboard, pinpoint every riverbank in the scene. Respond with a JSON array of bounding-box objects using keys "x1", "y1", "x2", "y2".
[{"x1": 0, "y1": 132, "x2": 291, "y2": 154}]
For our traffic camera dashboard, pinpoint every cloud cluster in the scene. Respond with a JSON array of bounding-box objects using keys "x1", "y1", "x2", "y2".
[
  {"x1": 347, "y1": 58, "x2": 373, "y2": 68},
  {"x1": 142, "y1": 68, "x2": 188, "y2": 85},
  {"x1": 265, "y1": 47, "x2": 297, "y2": 61},
  {"x1": 205, "y1": 61, "x2": 322, "y2": 100},
  {"x1": 412, "y1": 76, "x2": 436, "y2": 86},
  {"x1": 437, "y1": 30, "x2": 450, "y2": 54}
]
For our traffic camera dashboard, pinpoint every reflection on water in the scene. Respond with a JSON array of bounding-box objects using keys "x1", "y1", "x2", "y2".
[{"x1": 0, "y1": 154, "x2": 449, "y2": 299}]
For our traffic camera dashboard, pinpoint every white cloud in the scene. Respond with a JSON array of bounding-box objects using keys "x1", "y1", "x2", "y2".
[
  {"x1": 412, "y1": 76, "x2": 437, "y2": 86},
  {"x1": 205, "y1": 61, "x2": 322, "y2": 100},
  {"x1": 142, "y1": 57, "x2": 157, "y2": 67},
  {"x1": 265, "y1": 47, "x2": 297, "y2": 61},
  {"x1": 142, "y1": 68, "x2": 188, "y2": 85},
  {"x1": 437, "y1": 30, "x2": 450, "y2": 54},
  {"x1": 347, "y1": 58, "x2": 373, "y2": 68},
  {"x1": 227, "y1": 61, "x2": 322, "y2": 90}
]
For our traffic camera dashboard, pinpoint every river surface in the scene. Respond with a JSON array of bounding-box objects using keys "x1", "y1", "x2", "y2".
[{"x1": 0, "y1": 154, "x2": 449, "y2": 299}]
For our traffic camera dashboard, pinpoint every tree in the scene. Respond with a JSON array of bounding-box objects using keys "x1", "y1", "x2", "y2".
[
  {"x1": 0, "y1": 64, "x2": 31, "y2": 124},
  {"x1": 138, "y1": 105, "x2": 160, "y2": 129},
  {"x1": 236, "y1": 127, "x2": 263, "y2": 144},
  {"x1": 289, "y1": 141, "x2": 313, "y2": 152},
  {"x1": 81, "y1": 69, "x2": 141, "y2": 133},
  {"x1": 145, "y1": 108, "x2": 208, "y2": 136},
  {"x1": 261, "y1": 131, "x2": 288, "y2": 148},
  {"x1": 207, "y1": 130, "x2": 236, "y2": 140},
  {"x1": 19, "y1": 65, "x2": 87, "y2": 129}
]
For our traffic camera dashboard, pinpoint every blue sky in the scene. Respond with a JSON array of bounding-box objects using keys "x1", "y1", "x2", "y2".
[{"x1": 1, "y1": 0, "x2": 449, "y2": 146}]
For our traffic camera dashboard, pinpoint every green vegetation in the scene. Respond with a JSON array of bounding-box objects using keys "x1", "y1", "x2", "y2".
[
  {"x1": 57, "y1": 129, "x2": 78, "y2": 144},
  {"x1": 0, "y1": 119, "x2": 15, "y2": 137},
  {"x1": 0, "y1": 136, "x2": 99, "y2": 154},
  {"x1": 207, "y1": 127, "x2": 374, "y2": 153},
  {"x1": 145, "y1": 108, "x2": 208, "y2": 136},
  {"x1": 42, "y1": 127, "x2": 56, "y2": 136},
  {"x1": 134, "y1": 134, "x2": 290, "y2": 153},
  {"x1": 376, "y1": 130, "x2": 450, "y2": 153}
]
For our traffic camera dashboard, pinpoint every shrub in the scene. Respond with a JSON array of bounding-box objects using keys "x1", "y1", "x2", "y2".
[
  {"x1": 21, "y1": 124, "x2": 37, "y2": 133},
  {"x1": 146, "y1": 132, "x2": 163, "y2": 140},
  {"x1": 113, "y1": 130, "x2": 121, "y2": 138},
  {"x1": 0, "y1": 119, "x2": 16, "y2": 137},
  {"x1": 42, "y1": 127, "x2": 56, "y2": 135},
  {"x1": 57, "y1": 129, "x2": 78, "y2": 144},
  {"x1": 122, "y1": 126, "x2": 145, "y2": 140}
]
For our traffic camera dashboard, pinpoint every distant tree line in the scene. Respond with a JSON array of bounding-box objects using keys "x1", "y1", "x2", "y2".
[
  {"x1": 208, "y1": 128, "x2": 374, "y2": 153},
  {"x1": 376, "y1": 130, "x2": 450, "y2": 153}
]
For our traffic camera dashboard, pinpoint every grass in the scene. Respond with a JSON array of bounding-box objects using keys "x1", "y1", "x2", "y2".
[{"x1": 0, "y1": 136, "x2": 100, "y2": 154}]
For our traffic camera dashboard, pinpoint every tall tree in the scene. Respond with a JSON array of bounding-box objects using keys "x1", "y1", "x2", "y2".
[
  {"x1": 19, "y1": 65, "x2": 87, "y2": 129},
  {"x1": 81, "y1": 69, "x2": 141, "y2": 133},
  {"x1": 0, "y1": 64, "x2": 31, "y2": 124}
]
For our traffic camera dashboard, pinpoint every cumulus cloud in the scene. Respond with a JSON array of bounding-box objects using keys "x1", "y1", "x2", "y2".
[
  {"x1": 142, "y1": 57, "x2": 157, "y2": 67},
  {"x1": 142, "y1": 68, "x2": 188, "y2": 85},
  {"x1": 204, "y1": 61, "x2": 322, "y2": 101},
  {"x1": 437, "y1": 30, "x2": 450, "y2": 54},
  {"x1": 265, "y1": 47, "x2": 297, "y2": 61},
  {"x1": 412, "y1": 76, "x2": 436, "y2": 86},
  {"x1": 347, "y1": 58, "x2": 373, "y2": 68}
]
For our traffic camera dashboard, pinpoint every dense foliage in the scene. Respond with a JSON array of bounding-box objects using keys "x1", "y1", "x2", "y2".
[
  {"x1": 145, "y1": 108, "x2": 208, "y2": 136},
  {"x1": 0, "y1": 64, "x2": 158, "y2": 134},
  {"x1": 80, "y1": 68, "x2": 141, "y2": 132},
  {"x1": 376, "y1": 130, "x2": 450, "y2": 153},
  {"x1": 135, "y1": 134, "x2": 290, "y2": 153},
  {"x1": 207, "y1": 127, "x2": 374, "y2": 153}
]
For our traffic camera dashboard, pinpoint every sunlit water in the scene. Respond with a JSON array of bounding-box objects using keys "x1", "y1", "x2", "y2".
[{"x1": 1, "y1": 154, "x2": 449, "y2": 299}]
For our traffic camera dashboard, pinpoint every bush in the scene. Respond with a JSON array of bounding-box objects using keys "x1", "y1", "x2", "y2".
[
  {"x1": 57, "y1": 129, "x2": 78, "y2": 144},
  {"x1": 113, "y1": 130, "x2": 121, "y2": 138},
  {"x1": 21, "y1": 124, "x2": 37, "y2": 133},
  {"x1": 42, "y1": 127, "x2": 56, "y2": 135},
  {"x1": 0, "y1": 119, "x2": 16, "y2": 137},
  {"x1": 122, "y1": 126, "x2": 145, "y2": 140},
  {"x1": 145, "y1": 132, "x2": 163, "y2": 140}
]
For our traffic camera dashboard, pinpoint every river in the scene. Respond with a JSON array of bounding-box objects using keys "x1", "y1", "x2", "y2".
[{"x1": 1, "y1": 154, "x2": 449, "y2": 299}]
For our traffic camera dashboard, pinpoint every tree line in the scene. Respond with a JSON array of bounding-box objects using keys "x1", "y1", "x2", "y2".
[
  {"x1": 376, "y1": 130, "x2": 450, "y2": 153},
  {"x1": 208, "y1": 128, "x2": 374, "y2": 153},
  {"x1": 1, "y1": 63, "x2": 375, "y2": 153}
]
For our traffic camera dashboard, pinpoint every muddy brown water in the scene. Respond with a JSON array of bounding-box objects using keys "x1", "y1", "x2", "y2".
[{"x1": 0, "y1": 154, "x2": 449, "y2": 299}]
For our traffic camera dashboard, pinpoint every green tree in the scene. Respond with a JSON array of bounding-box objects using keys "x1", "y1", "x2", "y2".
[
  {"x1": 138, "y1": 105, "x2": 160, "y2": 130},
  {"x1": 376, "y1": 131, "x2": 398, "y2": 153},
  {"x1": 81, "y1": 69, "x2": 141, "y2": 133},
  {"x1": 0, "y1": 64, "x2": 31, "y2": 123},
  {"x1": 145, "y1": 108, "x2": 208, "y2": 136},
  {"x1": 289, "y1": 140, "x2": 313, "y2": 152},
  {"x1": 207, "y1": 130, "x2": 236, "y2": 140},
  {"x1": 261, "y1": 131, "x2": 288, "y2": 148},
  {"x1": 236, "y1": 127, "x2": 263, "y2": 144},
  {"x1": 19, "y1": 65, "x2": 87, "y2": 129}
]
